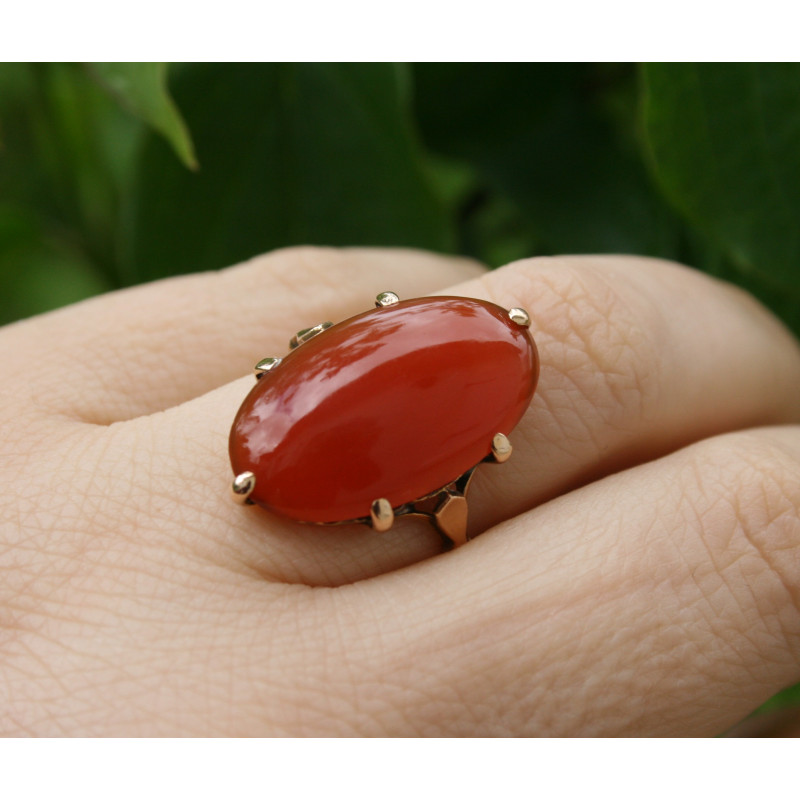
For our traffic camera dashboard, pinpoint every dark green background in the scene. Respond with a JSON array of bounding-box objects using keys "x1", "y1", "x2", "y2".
[
  {"x1": 1, "y1": 62, "x2": 799, "y2": 718},
  {"x1": 3, "y1": 63, "x2": 800, "y2": 330}
]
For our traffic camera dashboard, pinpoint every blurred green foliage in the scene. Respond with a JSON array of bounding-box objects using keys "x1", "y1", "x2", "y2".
[
  {"x1": 2, "y1": 63, "x2": 800, "y2": 332},
  {"x1": 1, "y1": 62, "x2": 799, "y2": 720}
]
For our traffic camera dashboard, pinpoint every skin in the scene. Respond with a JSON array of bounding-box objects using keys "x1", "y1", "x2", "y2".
[{"x1": 1, "y1": 247, "x2": 800, "y2": 737}]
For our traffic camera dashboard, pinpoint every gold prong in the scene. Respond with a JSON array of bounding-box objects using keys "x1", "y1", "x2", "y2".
[
  {"x1": 508, "y1": 307, "x2": 531, "y2": 328},
  {"x1": 290, "y1": 321, "x2": 334, "y2": 349},
  {"x1": 491, "y1": 433, "x2": 512, "y2": 463},
  {"x1": 231, "y1": 471, "x2": 256, "y2": 504},
  {"x1": 255, "y1": 357, "x2": 282, "y2": 378},
  {"x1": 375, "y1": 291, "x2": 400, "y2": 308},
  {"x1": 434, "y1": 493, "x2": 469, "y2": 547},
  {"x1": 370, "y1": 498, "x2": 394, "y2": 531}
]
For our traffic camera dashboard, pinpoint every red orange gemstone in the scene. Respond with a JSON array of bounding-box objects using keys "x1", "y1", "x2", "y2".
[{"x1": 229, "y1": 297, "x2": 538, "y2": 523}]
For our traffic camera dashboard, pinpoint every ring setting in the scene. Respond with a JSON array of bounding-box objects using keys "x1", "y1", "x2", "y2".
[{"x1": 228, "y1": 292, "x2": 539, "y2": 547}]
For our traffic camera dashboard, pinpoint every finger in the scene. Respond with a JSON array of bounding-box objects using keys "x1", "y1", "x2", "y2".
[
  {"x1": 326, "y1": 427, "x2": 800, "y2": 736},
  {"x1": 151, "y1": 255, "x2": 800, "y2": 586},
  {"x1": 457, "y1": 255, "x2": 800, "y2": 531},
  {"x1": 1, "y1": 247, "x2": 483, "y2": 424}
]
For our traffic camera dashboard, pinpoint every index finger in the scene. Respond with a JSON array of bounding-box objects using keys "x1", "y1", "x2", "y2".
[{"x1": 0, "y1": 247, "x2": 484, "y2": 425}]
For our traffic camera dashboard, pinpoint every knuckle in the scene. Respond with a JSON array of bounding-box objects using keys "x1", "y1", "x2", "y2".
[
  {"x1": 258, "y1": 244, "x2": 339, "y2": 266},
  {"x1": 692, "y1": 431, "x2": 800, "y2": 532},
  {"x1": 685, "y1": 430, "x2": 800, "y2": 654},
  {"x1": 247, "y1": 245, "x2": 341, "y2": 290},
  {"x1": 496, "y1": 257, "x2": 664, "y2": 437},
  {"x1": 248, "y1": 245, "x2": 385, "y2": 305}
]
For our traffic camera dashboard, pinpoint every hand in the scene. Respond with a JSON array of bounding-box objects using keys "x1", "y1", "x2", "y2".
[{"x1": 2, "y1": 247, "x2": 799, "y2": 736}]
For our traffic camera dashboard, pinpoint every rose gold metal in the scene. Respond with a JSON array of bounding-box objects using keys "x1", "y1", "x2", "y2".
[
  {"x1": 508, "y1": 307, "x2": 531, "y2": 328},
  {"x1": 255, "y1": 357, "x2": 282, "y2": 378},
  {"x1": 231, "y1": 471, "x2": 257, "y2": 504},
  {"x1": 370, "y1": 498, "x2": 395, "y2": 531},
  {"x1": 395, "y1": 467, "x2": 478, "y2": 548},
  {"x1": 290, "y1": 321, "x2": 334, "y2": 350},
  {"x1": 375, "y1": 291, "x2": 400, "y2": 307},
  {"x1": 432, "y1": 493, "x2": 469, "y2": 547},
  {"x1": 490, "y1": 432, "x2": 513, "y2": 463}
]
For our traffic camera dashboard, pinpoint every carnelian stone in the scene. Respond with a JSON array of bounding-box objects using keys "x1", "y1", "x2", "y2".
[{"x1": 229, "y1": 297, "x2": 538, "y2": 523}]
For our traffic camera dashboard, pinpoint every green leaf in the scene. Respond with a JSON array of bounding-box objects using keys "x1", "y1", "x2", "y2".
[
  {"x1": 414, "y1": 63, "x2": 683, "y2": 263},
  {"x1": 0, "y1": 204, "x2": 110, "y2": 325},
  {"x1": 122, "y1": 63, "x2": 451, "y2": 282},
  {"x1": 88, "y1": 62, "x2": 197, "y2": 170},
  {"x1": 757, "y1": 681, "x2": 800, "y2": 714},
  {"x1": 0, "y1": 63, "x2": 138, "y2": 287},
  {"x1": 642, "y1": 63, "x2": 800, "y2": 291}
]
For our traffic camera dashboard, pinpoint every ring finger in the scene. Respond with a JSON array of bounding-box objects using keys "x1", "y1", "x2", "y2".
[{"x1": 149, "y1": 254, "x2": 800, "y2": 585}]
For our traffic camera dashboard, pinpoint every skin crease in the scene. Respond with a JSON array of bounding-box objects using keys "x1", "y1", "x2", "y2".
[{"x1": 1, "y1": 246, "x2": 800, "y2": 736}]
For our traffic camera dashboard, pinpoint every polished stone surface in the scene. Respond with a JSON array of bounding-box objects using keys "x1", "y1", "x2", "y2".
[{"x1": 229, "y1": 297, "x2": 539, "y2": 523}]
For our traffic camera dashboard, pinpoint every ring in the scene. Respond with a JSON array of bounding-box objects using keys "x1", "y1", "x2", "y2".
[{"x1": 228, "y1": 292, "x2": 539, "y2": 547}]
